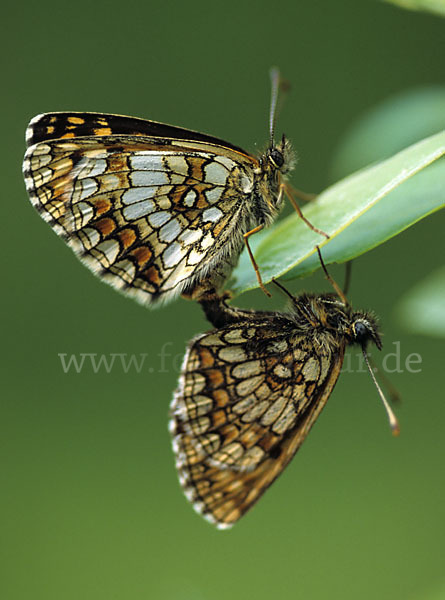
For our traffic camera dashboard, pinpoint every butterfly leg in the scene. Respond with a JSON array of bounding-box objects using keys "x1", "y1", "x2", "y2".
[
  {"x1": 286, "y1": 184, "x2": 317, "y2": 203},
  {"x1": 282, "y1": 184, "x2": 329, "y2": 239},
  {"x1": 315, "y1": 245, "x2": 348, "y2": 305},
  {"x1": 243, "y1": 225, "x2": 271, "y2": 297}
]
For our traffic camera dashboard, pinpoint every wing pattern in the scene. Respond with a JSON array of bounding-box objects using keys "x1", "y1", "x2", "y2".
[
  {"x1": 170, "y1": 316, "x2": 345, "y2": 528},
  {"x1": 23, "y1": 113, "x2": 259, "y2": 305}
]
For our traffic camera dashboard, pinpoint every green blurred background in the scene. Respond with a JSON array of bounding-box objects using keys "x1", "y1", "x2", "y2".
[{"x1": 2, "y1": 1, "x2": 445, "y2": 598}]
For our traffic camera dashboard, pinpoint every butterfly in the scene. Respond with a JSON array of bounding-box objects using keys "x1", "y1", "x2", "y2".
[
  {"x1": 22, "y1": 72, "x2": 318, "y2": 306},
  {"x1": 169, "y1": 290, "x2": 399, "y2": 528}
]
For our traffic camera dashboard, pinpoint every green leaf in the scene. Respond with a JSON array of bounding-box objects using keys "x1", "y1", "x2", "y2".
[
  {"x1": 396, "y1": 266, "x2": 445, "y2": 338},
  {"x1": 382, "y1": 0, "x2": 445, "y2": 18},
  {"x1": 230, "y1": 130, "x2": 445, "y2": 295}
]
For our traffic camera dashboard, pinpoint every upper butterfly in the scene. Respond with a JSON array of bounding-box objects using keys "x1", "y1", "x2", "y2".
[{"x1": 22, "y1": 105, "x2": 296, "y2": 306}]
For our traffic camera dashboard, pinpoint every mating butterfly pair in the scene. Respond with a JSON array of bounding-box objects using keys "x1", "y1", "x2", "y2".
[{"x1": 23, "y1": 90, "x2": 397, "y2": 529}]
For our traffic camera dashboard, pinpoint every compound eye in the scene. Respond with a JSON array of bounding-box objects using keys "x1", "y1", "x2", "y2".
[
  {"x1": 353, "y1": 321, "x2": 369, "y2": 341},
  {"x1": 269, "y1": 148, "x2": 284, "y2": 168}
]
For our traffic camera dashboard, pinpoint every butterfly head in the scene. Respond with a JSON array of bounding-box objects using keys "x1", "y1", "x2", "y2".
[
  {"x1": 314, "y1": 294, "x2": 382, "y2": 351},
  {"x1": 321, "y1": 296, "x2": 382, "y2": 351},
  {"x1": 349, "y1": 313, "x2": 382, "y2": 350},
  {"x1": 266, "y1": 134, "x2": 296, "y2": 176}
]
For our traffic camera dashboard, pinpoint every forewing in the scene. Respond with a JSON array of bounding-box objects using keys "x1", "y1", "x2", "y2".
[
  {"x1": 170, "y1": 318, "x2": 345, "y2": 528},
  {"x1": 26, "y1": 112, "x2": 248, "y2": 154},
  {"x1": 23, "y1": 118, "x2": 257, "y2": 305}
]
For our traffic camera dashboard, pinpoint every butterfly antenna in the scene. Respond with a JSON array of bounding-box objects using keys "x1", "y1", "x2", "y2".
[
  {"x1": 269, "y1": 67, "x2": 281, "y2": 147},
  {"x1": 367, "y1": 355, "x2": 402, "y2": 405},
  {"x1": 316, "y1": 246, "x2": 349, "y2": 306},
  {"x1": 361, "y1": 348, "x2": 400, "y2": 436},
  {"x1": 272, "y1": 278, "x2": 295, "y2": 301}
]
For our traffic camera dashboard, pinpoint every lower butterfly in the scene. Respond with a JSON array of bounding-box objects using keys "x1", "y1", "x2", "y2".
[
  {"x1": 22, "y1": 73, "x2": 324, "y2": 306},
  {"x1": 170, "y1": 291, "x2": 399, "y2": 528}
]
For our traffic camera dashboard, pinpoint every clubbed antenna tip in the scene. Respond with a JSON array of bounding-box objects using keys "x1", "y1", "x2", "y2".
[{"x1": 362, "y1": 349, "x2": 400, "y2": 436}]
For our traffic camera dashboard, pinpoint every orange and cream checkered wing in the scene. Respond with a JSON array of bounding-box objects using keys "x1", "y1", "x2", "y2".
[
  {"x1": 23, "y1": 112, "x2": 268, "y2": 306},
  {"x1": 170, "y1": 314, "x2": 345, "y2": 528}
]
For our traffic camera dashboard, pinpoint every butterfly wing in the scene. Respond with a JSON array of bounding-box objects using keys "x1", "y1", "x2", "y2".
[
  {"x1": 25, "y1": 112, "x2": 248, "y2": 153},
  {"x1": 23, "y1": 113, "x2": 257, "y2": 306},
  {"x1": 170, "y1": 316, "x2": 345, "y2": 528}
]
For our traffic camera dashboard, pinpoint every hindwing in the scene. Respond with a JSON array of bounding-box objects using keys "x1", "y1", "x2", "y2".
[{"x1": 170, "y1": 315, "x2": 345, "y2": 528}]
